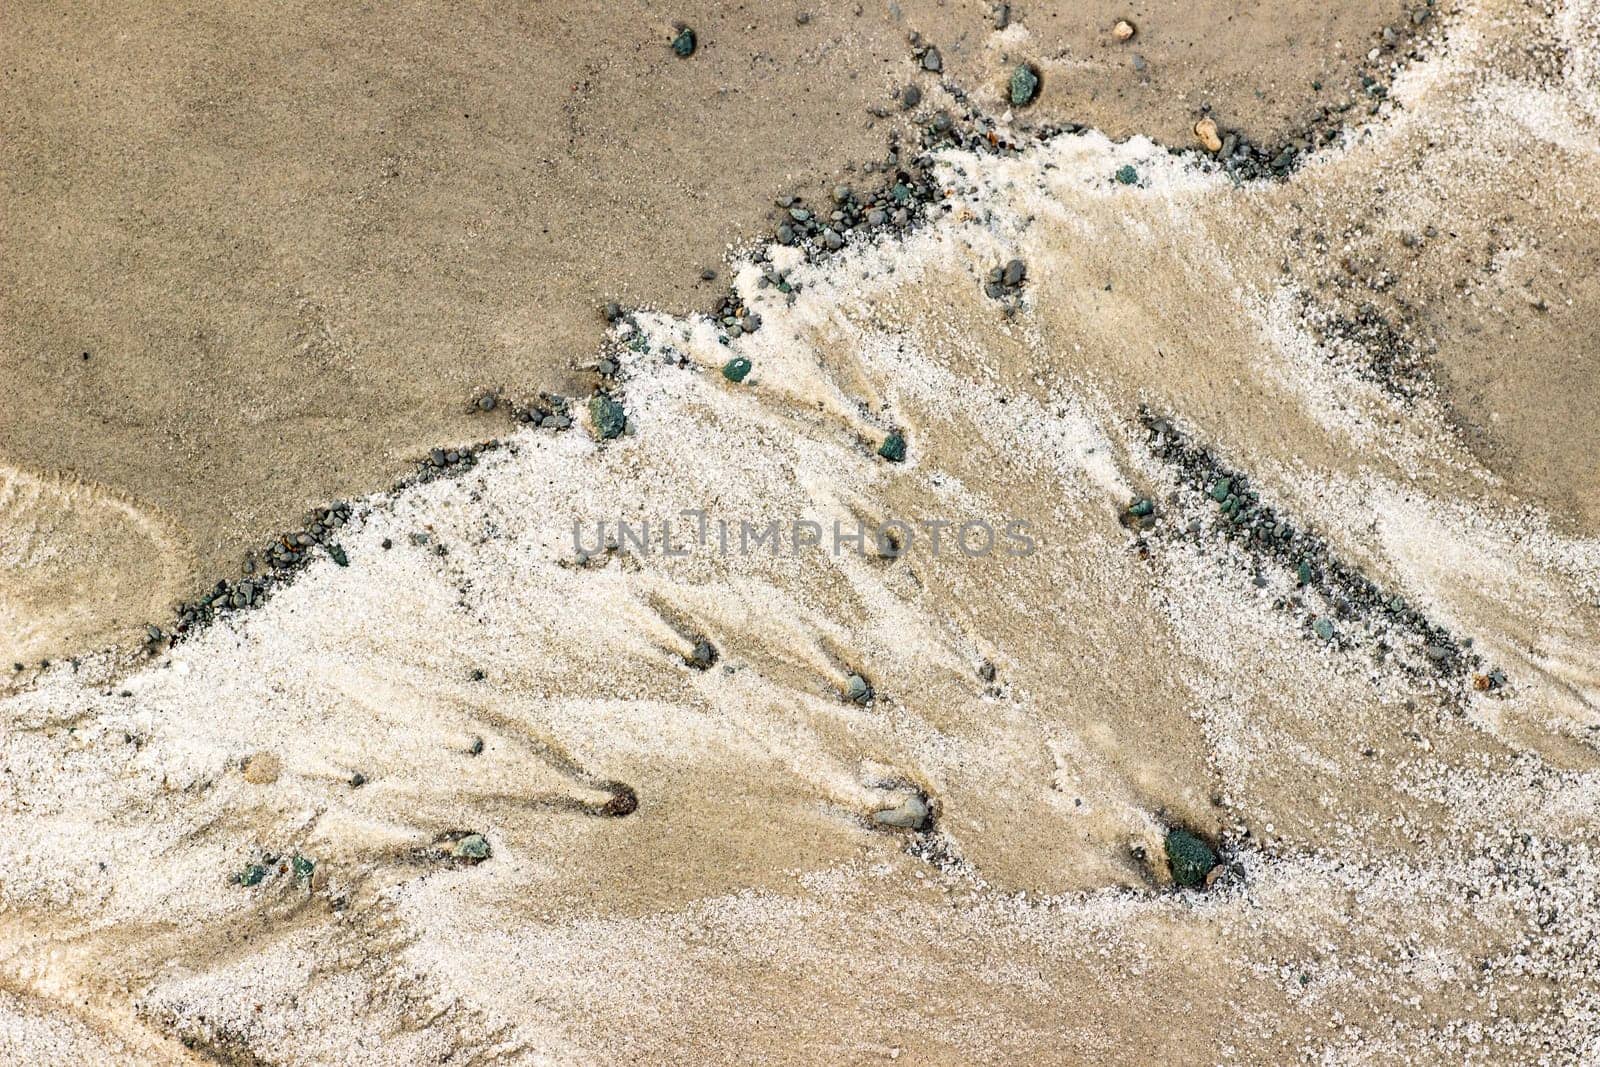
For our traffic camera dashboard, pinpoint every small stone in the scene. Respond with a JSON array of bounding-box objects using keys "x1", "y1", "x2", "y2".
[
  {"x1": 1114, "y1": 164, "x2": 1139, "y2": 185},
  {"x1": 1208, "y1": 477, "x2": 1232, "y2": 502},
  {"x1": 902, "y1": 84, "x2": 922, "y2": 109},
  {"x1": 604, "y1": 301, "x2": 622, "y2": 322},
  {"x1": 1130, "y1": 53, "x2": 1147, "y2": 72},
  {"x1": 1128, "y1": 497, "x2": 1154, "y2": 517},
  {"x1": 1164, "y1": 829, "x2": 1218, "y2": 887},
  {"x1": 349, "y1": 771, "x2": 367, "y2": 788},
  {"x1": 877, "y1": 432, "x2": 907, "y2": 462},
  {"x1": 477, "y1": 394, "x2": 496, "y2": 412},
  {"x1": 453, "y1": 834, "x2": 491, "y2": 861},
  {"x1": 291, "y1": 854, "x2": 316, "y2": 879},
  {"x1": 722, "y1": 357, "x2": 753, "y2": 383},
  {"x1": 1194, "y1": 117, "x2": 1223, "y2": 153},
  {"x1": 671, "y1": 27, "x2": 696, "y2": 57},
  {"x1": 1296, "y1": 561, "x2": 1313, "y2": 586},
  {"x1": 845, "y1": 673, "x2": 874, "y2": 704},
  {"x1": 994, "y1": 3, "x2": 1010, "y2": 29},
  {"x1": 700, "y1": 267, "x2": 717, "y2": 280},
  {"x1": 242, "y1": 752, "x2": 282, "y2": 785},
  {"x1": 872, "y1": 793, "x2": 930, "y2": 830},
  {"x1": 589, "y1": 395, "x2": 627, "y2": 440},
  {"x1": 469, "y1": 736, "x2": 484, "y2": 756},
  {"x1": 1112, "y1": 18, "x2": 1136, "y2": 41},
  {"x1": 236, "y1": 863, "x2": 268, "y2": 887},
  {"x1": 145, "y1": 624, "x2": 163, "y2": 643},
  {"x1": 823, "y1": 229, "x2": 844, "y2": 251},
  {"x1": 1002, "y1": 258, "x2": 1026, "y2": 286},
  {"x1": 328, "y1": 544, "x2": 348, "y2": 567},
  {"x1": 921, "y1": 47, "x2": 942, "y2": 72},
  {"x1": 1313, "y1": 617, "x2": 1336, "y2": 641},
  {"x1": 688, "y1": 638, "x2": 717, "y2": 670},
  {"x1": 1009, "y1": 64, "x2": 1039, "y2": 106}
]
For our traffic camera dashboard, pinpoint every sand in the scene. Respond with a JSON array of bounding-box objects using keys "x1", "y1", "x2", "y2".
[
  {"x1": 2, "y1": 0, "x2": 1599, "y2": 1063},
  {"x1": 2, "y1": 0, "x2": 1416, "y2": 665}
]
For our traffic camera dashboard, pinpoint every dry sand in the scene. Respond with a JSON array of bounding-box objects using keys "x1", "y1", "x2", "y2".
[
  {"x1": 3, "y1": 0, "x2": 1600, "y2": 1064},
  {"x1": 2, "y1": 0, "x2": 1416, "y2": 664}
]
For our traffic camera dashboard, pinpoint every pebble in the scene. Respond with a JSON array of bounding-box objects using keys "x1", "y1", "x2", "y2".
[
  {"x1": 877, "y1": 432, "x2": 907, "y2": 462},
  {"x1": 1114, "y1": 164, "x2": 1139, "y2": 185},
  {"x1": 477, "y1": 395, "x2": 496, "y2": 412},
  {"x1": 1113, "y1": 19, "x2": 1136, "y2": 41},
  {"x1": 235, "y1": 863, "x2": 267, "y2": 887},
  {"x1": 1164, "y1": 829, "x2": 1218, "y2": 887},
  {"x1": 845, "y1": 673, "x2": 874, "y2": 704},
  {"x1": 994, "y1": 4, "x2": 1011, "y2": 29},
  {"x1": 589, "y1": 395, "x2": 627, "y2": 439},
  {"x1": 1009, "y1": 64, "x2": 1039, "y2": 106},
  {"x1": 453, "y1": 834, "x2": 491, "y2": 861},
  {"x1": 921, "y1": 47, "x2": 942, "y2": 72},
  {"x1": 689, "y1": 637, "x2": 717, "y2": 670},
  {"x1": 872, "y1": 793, "x2": 931, "y2": 831},
  {"x1": 671, "y1": 27, "x2": 696, "y2": 57},
  {"x1": 1131, "y1": 54, "x2": 1147, "y2": 73},
  {"x1": 349, "y1": 771, "x2": 367, "y2": 788},
  {"x1": 1313, "y1": 617, "x2": 1336, "y2": 641},
  {"x1": 1002, "y1": 258, "x2": 1026, "y2": 286},
  {"x1": 1194, "y1": 117, "x2": 1223, "y2": 153},
  {"x1": 291, "y1": 854, "x2": 316, "y2": 879},
  {"x1": 722, "y1": 357, "x2": 753, "y2": 383},
  {"x1": 902, "y1": 84, "x2": 922, "y2": 109},
  {"x1": 242, "y1": 752, "x2": 282, "y2": 785}
]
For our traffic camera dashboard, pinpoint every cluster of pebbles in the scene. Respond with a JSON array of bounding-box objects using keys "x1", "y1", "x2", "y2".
[{"x1": 1131, "y1": 412, "x2": 1499, "y2": 692}]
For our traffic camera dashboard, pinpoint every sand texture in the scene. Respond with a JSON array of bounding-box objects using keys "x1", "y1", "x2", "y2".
[{"x1": 2, "y1": 0, "x2": 1599, "y2": 1063}]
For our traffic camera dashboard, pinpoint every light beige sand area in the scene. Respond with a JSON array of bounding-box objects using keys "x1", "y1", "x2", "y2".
[
  {"x1": 0, "y1": 0, "x2": 1416, "y2": 665},
  {"x1": 1, "y1": 1, "x2": 1598, "y2": 1061}
]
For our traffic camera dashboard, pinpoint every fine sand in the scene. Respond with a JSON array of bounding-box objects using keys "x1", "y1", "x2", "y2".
[{"x1": 3, "y1": 0, "x2": 1600, "y2": 1064}]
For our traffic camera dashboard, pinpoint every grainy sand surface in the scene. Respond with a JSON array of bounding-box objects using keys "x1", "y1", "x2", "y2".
[{"x1": 2, "y1": 1, "x2": 1599, "y2": 1064}]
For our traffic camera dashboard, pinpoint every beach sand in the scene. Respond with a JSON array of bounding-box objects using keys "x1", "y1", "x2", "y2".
[
  {"x1": 2, "y1": 0, "x2": 1417, "y2": 665},
  {"x1": 2, "y1": 0, "x2": 1599, "y2": 1063}
]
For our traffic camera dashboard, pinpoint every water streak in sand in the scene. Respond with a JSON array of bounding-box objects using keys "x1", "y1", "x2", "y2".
[{"x1": 2, "y1": 1, "x2": 1599, "y2": 1061}]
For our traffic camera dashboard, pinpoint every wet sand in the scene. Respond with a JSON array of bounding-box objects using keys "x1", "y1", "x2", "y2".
[{"x1": 2, "y1": 0, "x2": 1415, "y2": 665}]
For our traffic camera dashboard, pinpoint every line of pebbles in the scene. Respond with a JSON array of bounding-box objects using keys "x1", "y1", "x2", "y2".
[{"x1": 1126, "y1": 411, "x2": 1503, "y2": 695}]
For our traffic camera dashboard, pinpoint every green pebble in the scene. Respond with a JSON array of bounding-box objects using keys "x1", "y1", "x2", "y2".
[
  {"x1": 236, "y1": 863, "x2": 267, "y2": 887},
  {"x1": 454, "y1": 834, "x2": 491, "y2": 861},
  {"x1": 1296, "y1": 561, "x2": 1313, "y2": 586},
  {"x1": 1129, "y1": 498, "x2": 1154, "y2": 517},
  {"x1": 589, "y1": 395, "x2": 627, "y2": 439},
  {"x1": 671, "y1": 28, "x2": 696, "y2": 57},
  {"x1": 1164, "y1": 829, "x2": 1218, "y2": 888},
  {"x1": 329, "y1": 544, "x2": 348, "y2": 567},
  {"x1": 1114, "y1": 164, "x2": 1140, "y2": 185},
  {"x1": 291, "y1": 854, "x2": 315, "y2": 879},
  {"x1": 1209, "y1": 478, "x2": 1232, "y2": 502},
  {"x1": 1009, "y1": 64, "x2": 1039, "y2": 106},
  {"x1": 722, "y1": 357, "x2": 752, "y2": 383},
  {"x1": 878, "y1": 432, "x2": 907, "y2": 463},
  {"x1": 1313, "y1": 617, "x2": 1335, "y2": 641}
]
